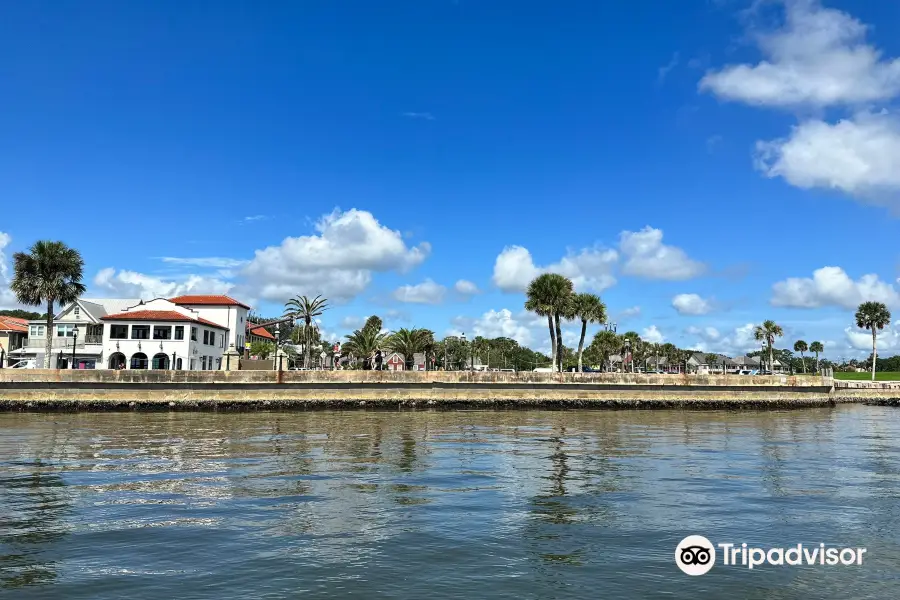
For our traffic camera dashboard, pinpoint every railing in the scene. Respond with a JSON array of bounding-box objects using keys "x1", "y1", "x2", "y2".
[{"x1": 84, "y1": 335, "x2": 103, "y2": 345}]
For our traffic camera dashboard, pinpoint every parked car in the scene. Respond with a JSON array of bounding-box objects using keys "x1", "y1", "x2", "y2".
[
  {"x1": 9, "y1": 359, "x2": 36, "y2": 369},
  {"x1": 533, "y1": 367, "x2": 553, "y2": 373}
]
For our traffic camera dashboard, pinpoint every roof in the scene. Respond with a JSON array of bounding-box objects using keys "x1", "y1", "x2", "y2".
[
  {"x1": 247, "y1": 324, "x2": 275, "y2": 340},
  {"x1": 0, "y1": 316, "x2": 28, "y2": 333},
  {"x1": 101, "y1": 310, "x2": 229, "y2": 330},
  {"x1": 169, "y1": 295, "x2": 251, "y2": 310}
]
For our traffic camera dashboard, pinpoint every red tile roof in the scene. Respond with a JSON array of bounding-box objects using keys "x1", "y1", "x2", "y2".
[
  {"x1": 247, "y1": 324, "x2": 275, "y2": 340},
  {"x1": 169, "y1": 295, "x2": 251, "y2": 309},
  {"x1": 0, "y1": 316, "x2": 28, "y2": 333},
  {"x1": 101, "y1": 310, "x2": 229, "y2": 330}
]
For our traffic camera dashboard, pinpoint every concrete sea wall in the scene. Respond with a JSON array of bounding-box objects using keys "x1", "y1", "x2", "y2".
[{"x1": 0, "y1": 370, "x2": 843, "y2": 411}]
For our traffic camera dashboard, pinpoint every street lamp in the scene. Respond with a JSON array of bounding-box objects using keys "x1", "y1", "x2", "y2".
[
  {"x1": 761, "y1": 342, "x2": 767, "y2": 373},
  {"x1": 623, "y1": 338, "x2": 631, "y2": 374},
  {"x1": 72, "y1": 325, "x2": 79, "y2": 369},
  {"x1": 274, "y1": 324, "x2": 281, "y2": 371}
]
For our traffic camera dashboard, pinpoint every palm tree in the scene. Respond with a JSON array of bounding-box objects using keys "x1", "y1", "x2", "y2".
[
  {"x1": 855, "y1": 301, "x2": 892, "y2": 381},
  {"x1": 705, "y1": 353, "x2": 719, "y2": 374},
  {"x1": 525, "y1": 274, "x2": 574, "y2": 372},
  {"x1": 567, "y1": 293, "x2": 606, "y2": 372},
  {"x1": 793, "y1": 340, "x2": 808, "y2": 373},
  {"x1": 809, "y1": 341, "x2": 824, "y2": 373},
  {"x1": 385, "y1": 328, "x2": 432, "y2": 370},
  {"x1": 753, "y1": 320, "x2": 784, "y2": 374},
  {"x1": 284, "y1": 295, "x2": 329, "y2": 368},
  {"x1": 621, "y1": 331, "x2": 641, "y2": 373},
  {"x1": 589, "y1": 329, "x2": 619, "y2": 372},
  {"x1": 11, "y1": 241, "x2": 86, "y2": 367},
  {"x1": 661, "y1": 342, "x2": 677, "y2": 373},
  {"x1": 344, "y1": 326, "x2": 389, "y2": 369}
]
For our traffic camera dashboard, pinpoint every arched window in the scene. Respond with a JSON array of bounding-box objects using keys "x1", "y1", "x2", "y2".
[
  {"x1": 176, "y1": 358, "x2": 183, "y2": 370},
  {"x1": 151, "y1": 353, "x2": 170, "y2": 369},
  {"x1": 130, "y1": 353, "x2": 148, "y2": 370},
  {"x1": 108, "y1": 352, "x2": 126, "y2": 370}
]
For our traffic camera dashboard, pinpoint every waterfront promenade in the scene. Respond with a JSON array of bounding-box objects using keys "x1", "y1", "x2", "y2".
[{"x1": 0, "y1": 369, "x2": 882, "y2": 410}]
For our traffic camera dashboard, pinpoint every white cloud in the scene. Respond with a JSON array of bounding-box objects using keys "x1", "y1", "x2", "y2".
[
  {"x1": 0, "y1": 232, "x2": 19, "y2": 309},
  {"x1": 618, "y1": 306, "x2": 641, "y2": 319},
  {"x1": 755, "y1": 111, "x2": 900, "y2": 198},
  {"x1": 641, "y1": 325, "x2": 665, "y2": 344},
  {"x1": 845, "y1": 321, "x2": 900, "y2": 352},
  {"x1": 472, "y1": 308, "x2": 534, "y2": 346},
  {"x1": 392, "y1": 279, "x2": 446, "y2": 305},
  {"x1": 242, "y1": 209, "x2": 430, "y2": 302},
  {"x1": 243, "y1": 215, "x2": 268, "y2": 222},
  {"x1": 160, "y1": 257, "x2": 249, "y2": 269},
  {"x1": 771, "y1": 266, "x2": 900, "y2": 309},
  {"x1": 619, "y1": 227, "x2": 705, "y2": 280},
  {"x1": 492, "y1": 245, "x2": 617, "y2": 293},
  {"x1": 672, "y1": 293, "x2": 713, "y2": 315},
  {"x1": 700, "y1": 0, "x2": 900, "y2": 108},
  {"x1": 93, "y1": 268, "x2": 234, "y2": 300},
  {"x1": 686, "y1": 325, "x2": 722, "y2": 342},
  {"x1": 454, "y1": 279, "x2": 480, "y2": 295},
  {"x1": 658, "y1": 52, "x2": 680, "y2": 83},
  {"x1": 402, "y1": 112, "x2": 436, "y2": 121},
  {"x1": 685, "y1": 323, "x2": 761, "y2": 356},
  {"x1": 339, "y1": 316, "x2": 365, "y2": 330}
]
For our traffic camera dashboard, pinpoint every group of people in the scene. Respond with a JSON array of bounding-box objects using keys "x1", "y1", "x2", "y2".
[{"x1": 360, "y1": 349, "x2": 384, "y2": 371}]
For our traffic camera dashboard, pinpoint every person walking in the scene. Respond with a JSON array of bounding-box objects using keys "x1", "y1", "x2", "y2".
[{"x1": 374, "y1": 348, "x2": 383, "y2": 371}]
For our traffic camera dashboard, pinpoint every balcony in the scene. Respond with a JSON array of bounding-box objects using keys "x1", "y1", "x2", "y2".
[{"x1": 25, "y1": 335, "x2": 103, "y2": 349}]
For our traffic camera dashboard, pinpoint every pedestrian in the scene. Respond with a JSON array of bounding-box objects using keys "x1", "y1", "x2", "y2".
[{"x1": 374, "y1": 349, "x2": 383, "y2": 371}]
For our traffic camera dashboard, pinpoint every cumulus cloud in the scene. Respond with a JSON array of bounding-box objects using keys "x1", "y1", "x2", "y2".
[
  {"x1": 771, "y1": 266, "x2": 900, "y2": 309},
  {"x1": 672, "y1": 293, "x2": 714, "y2": 315},
  {"x1": 160, "y1": 257, "x2": 249, "y2": 269},
  {"x1": 492, "y1": 245, "x2": 617, "y2": 293},
  {"x1": 93, "y1": 268, "x2": 235, "y2": 300},
  {"x1": 700, "y1": 0, "x2": 900, "y2": 108},
  {"x1": 242, "y1": 209, "x2": 430, "y2": 302},
  {"x1": 454, "y1": 279, "x2": 480, "y2": 295},
  {"x1": 641, "y1": 325, "x2": 665, "y2": 344},
  {"x1": 685, "y1": 323, "x2": 760, "y2": 356},
  {"x1": 618, "y1": 306, "x2": 641, "y2": 319},
  {"x1": 471, "y1": 308, "x2": 534, "y2": 346},
  {"x1": 0, "y1": 232, "x2": 19, "y2": 308},
  {"x1": 845, "y1": 321, "x2": 900, "y2": 352},
  {"x1": 619, "y1": 227, "x2": 705, "y2": 280},
  {"x1": 686, "y1": 325, "x2": 722, "y2": 342},
  {"x1": 755, "y1": 111, "x2": 900, "y2": 199},
  {"x1": 392, "y1": 279, "x2": 446, "y2": 305}
]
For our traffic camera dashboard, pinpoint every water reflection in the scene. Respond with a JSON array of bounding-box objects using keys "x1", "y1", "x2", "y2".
[{"x1": 0, "y1": 407, "x2": 898, "y2": 599}]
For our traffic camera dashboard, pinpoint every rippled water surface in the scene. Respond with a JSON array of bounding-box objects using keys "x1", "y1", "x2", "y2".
[{"x1": 2, "y1": 406, "x2": 899, "y2": 599}]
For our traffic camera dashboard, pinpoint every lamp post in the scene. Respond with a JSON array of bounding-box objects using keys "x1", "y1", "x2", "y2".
[
  {"x1": 274, "y1": 324, "x2": 281, "y2": 371},
  {"x1": 623, "y1": 338, "x2": 631, "y2": 374},
  {"x1": 72, "y1": 325, "x2": 79, "y2": 369},
  {"x1": 461, "y1": 333, "x2": 469, "y2": 372},
  {"x1": 761, "y1": 342, "x2": 767, "y2": 373}
]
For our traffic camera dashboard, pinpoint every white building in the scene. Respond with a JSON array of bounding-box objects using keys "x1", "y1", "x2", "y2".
[{"x1": 11, "y1": 294, "x2": 253, "y2": 370}]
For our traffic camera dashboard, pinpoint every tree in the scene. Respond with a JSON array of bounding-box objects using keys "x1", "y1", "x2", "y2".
[
  {"x1": 525, "y1": 274, "x2": 574, "y2": 372},
  {"x1": 855, "y1": 301, "x2": 892, "y2": 381},
  {"x1": 621, "y1": 331, "x2": 641, "y2": 373},
  {"x1": 344, "y1": 326, "x2": 389, "y2": 369},
  {"x1": 0, "y1": 309, "x2": 43, "y2": 320},
  {"x1": 385, "y1": 328, "x2": 432, "y2": 370},
  {"x1": 809, "y1": 341, "x2": 824, "y2": 373},
  {"x1": 249, "y1": 340, "x2": 275, "y2": 359},
  {"x1": 793, "y1": 340, "x2": 808, "y2": 373},
  {"x1": 362, "y1": 315, "x2": 382, "y2": 335},
  {"x1": 283, "y1": 295, "x2": 329, "y2": 368},
  {"x1": 11, "y1": 241, "x2": 87, "y2": 367},
  {"x1": 753, "y1": 320, "x2": 784, "y2": 373},
  {"x1": 589, "y1": 330, "x2": 620, "y2": 372},
  {"x1": 567, "y1": 293, "x2": 606, "y2": 372},
  {"x1": 705, "y1": 353, "x2": 719, "y2": 374}
]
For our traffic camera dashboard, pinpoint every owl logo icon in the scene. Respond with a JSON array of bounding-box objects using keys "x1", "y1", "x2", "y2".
[{"x1": 675, "y1": 536, "x2": 716, "y2": 575}]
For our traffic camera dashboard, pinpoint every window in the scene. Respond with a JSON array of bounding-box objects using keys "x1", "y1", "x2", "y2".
[
  {"x1": 175, "y1": 326, "x2": 184, "y2": 340},
  {"x1": 209, "y1": 332, "x2": 215, "y2": 347},
  {"x1": 201, "y1": 356, "x2": 207, "y2": 370},
  {"x1": 216, "y1": 357, "x2": 222, "y2": 369},
  {"x1": 153, "y1": 326, "x2": 172, "y2": 340},
  {"x1": 110, "y1": 325, "x2": 128, "y2": 339},
  {"x1": 131, "y1": 325, "x2": 150, "y2": 340},
  {"x1": 74, "y1": 307, "x2": 80, "y2": 317},
  {"x1": 176, "y1": 358, "x2": 183, "y2": 370},
  {"x1": 203, "y1": 330, "x2": 209, "y2": 345},
  {"x1": 57, "y1": 324, "x2": 76, "y2": 337},
  {"x1": 219, "y1": 333, "x2": 224, "y2": 348},
  {"x1": 29, "y1": 325, "x2": 45, "y2": 337},
  {"x1": 190, "y1": 358, "x2": 196, "y2": 370},
  {"x1": 191, "y1": 327, "x2": 197, "y2": 341}
]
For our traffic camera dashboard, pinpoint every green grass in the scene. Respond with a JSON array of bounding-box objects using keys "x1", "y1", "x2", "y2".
[{"x1": 834, "y1": 371, "x2": 900, "y2": 381}]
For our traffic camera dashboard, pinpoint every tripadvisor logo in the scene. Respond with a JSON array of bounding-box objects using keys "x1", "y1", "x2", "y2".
[{"x1": 675, "y1": 536, "x2": 867, "y2": 575}]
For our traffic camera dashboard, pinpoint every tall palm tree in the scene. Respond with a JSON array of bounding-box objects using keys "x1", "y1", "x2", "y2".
[
  {"x1": 343, "y1": 326, "x2": 389, "y2": 368},
  {"x1": 793, "y1": 340, "x2": 808, "y2": 373},
  {"x1": 855, "y1": 301, "x2": 892, "y2": 381},
  {"x1": 753, "y1": 320, "x2": 784, "y2": 374},
  {"x1": 11, "y1": 241, "x2": 86, "y2": 367},
  {"x1": 385, "y1": 328, "x2": 433, "y2": 370},
  {"x1": 525, "y1": 274, "x2": 574, "y2": 372},
  {"x1": 809, "y1": 341, "x2": 824, "y2": 373},
  {"x1": 567, "y1": 293, "x2": 606, "y2": 372},
  {"x1": 284, "y1": 295, "x2": 329, "y2": 368}
]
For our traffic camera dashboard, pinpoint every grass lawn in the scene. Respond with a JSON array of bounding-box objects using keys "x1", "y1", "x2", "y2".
[{"x1": 834, "y1": 371, "x2": 900, "y2": 381}]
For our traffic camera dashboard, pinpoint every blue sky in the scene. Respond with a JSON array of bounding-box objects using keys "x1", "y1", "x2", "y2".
[{"x1": 2, "y1": 0, "x2": 900, "y2": 359}]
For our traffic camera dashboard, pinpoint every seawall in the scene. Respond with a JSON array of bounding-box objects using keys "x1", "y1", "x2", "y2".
[{"x1": 0, "y1": 370, "x2": 843, "y2": 411}]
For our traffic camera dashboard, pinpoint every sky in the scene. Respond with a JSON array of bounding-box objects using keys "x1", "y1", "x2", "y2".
[{"x1": 2, "y1": 0, "x2": 900, "y2": 360}]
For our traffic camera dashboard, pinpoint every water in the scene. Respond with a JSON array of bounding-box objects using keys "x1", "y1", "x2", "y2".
[{"x1": 1, "y1": 406, "x2": 898, "y2": 599}]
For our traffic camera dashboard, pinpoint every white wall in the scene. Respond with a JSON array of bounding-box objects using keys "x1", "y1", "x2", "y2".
[{"x1": 181, "y1": 305, "x2": 249, "y2": 351}]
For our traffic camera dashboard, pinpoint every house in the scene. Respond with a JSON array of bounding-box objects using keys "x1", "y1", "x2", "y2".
[
  {"x1": 0, "y1": 316, "x2": 28, "y2": 362},
  {"x1": 687, "y1": 353, "x2": 736, "y2": 374},
  {"x1": 9, "y1": 294, "x2": 253, "y2": 370},
  {"x1": 385, "y1": 352, "x2": 405, "y2": 371},
  {"x1": 247, "y1": 322, "x2": 276, "y2": 345}
]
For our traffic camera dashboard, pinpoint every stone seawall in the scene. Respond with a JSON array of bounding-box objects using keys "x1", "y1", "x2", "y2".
[
  {"x1": 834, "y1": 380, "x2": 900, "y2": 404},
  {"x1": 0, "y1": 370, "x2": 842, "y2": 411}
]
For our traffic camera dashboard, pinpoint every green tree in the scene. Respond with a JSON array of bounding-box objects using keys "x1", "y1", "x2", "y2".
[
  {"x1": 525, "y1": 273, "x2": 574, "y2": 372},
  {"x1": 385, "y1": 328, "x2": 433, "y2": 370},
  {"x1": 809, "y1": 341, "x2": 824, "y2": 373},
  {"x1": 589, "y1": 329, "x2": 619, "y2": 372},
  {"x1": 11, "y1": 241, "x2": 87, "y2": 367},
  {"x1": 566, "y1": 293, "x2": 606, "y2": 372},
  {"x1": 344, "y1": 326, "x2": 389, "y2": 368},
  {"x1": 793, "y1": 340, "x2": 808, "y2": 373},
  {"x1": 284, "y1": 295, "x2": 329, "y2": 368},
  {"x1": 753, "y1": 320, "x2": 784, "y2": 373},
  {"x1": 362, "y1": 315, "x2": 382, "y2": 335},
  {"x1": 249, "y1": 340, "x2": 275, "y2": 359},
  {"x1": 705, "y1": 353, "x2": 719, "y2": 374},
  {"x1": 0, "y1": 309, "x2": 43, "y2": 320},
  {"x1": 855, "y1": 301, "x2": 892, "y2": 381}
]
